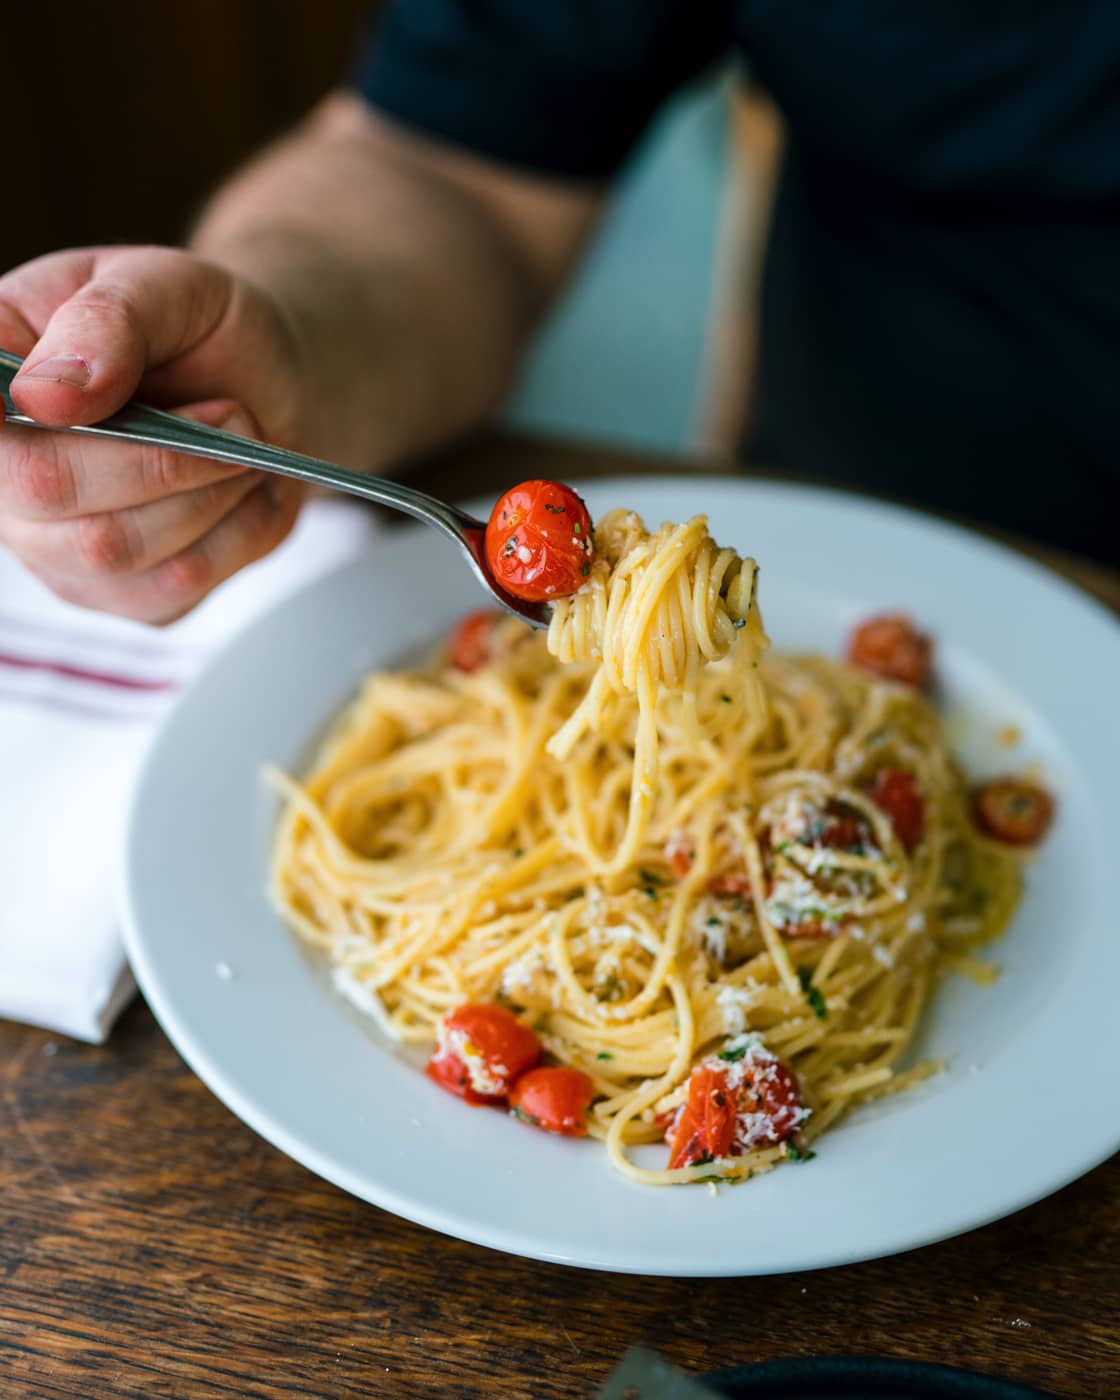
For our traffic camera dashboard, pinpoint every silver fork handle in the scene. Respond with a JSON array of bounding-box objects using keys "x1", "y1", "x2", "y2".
[{"x1": 0, "y1": 348, "x2": 480, "y2": 543}]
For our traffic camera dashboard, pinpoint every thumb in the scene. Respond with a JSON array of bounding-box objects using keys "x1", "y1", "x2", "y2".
[{"x1": 8, "y1": 247, "x2": 234, "y2": 430}]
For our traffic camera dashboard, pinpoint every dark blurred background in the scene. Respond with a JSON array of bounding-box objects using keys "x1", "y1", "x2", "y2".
[{"x1": 1, "y1": 2, "x2": 368, "y2": 273}]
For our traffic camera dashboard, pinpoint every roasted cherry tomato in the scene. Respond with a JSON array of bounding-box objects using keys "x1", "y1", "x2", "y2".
[
  {"x1": 484, "y1": 479, "x2": 593, "y2": 602},
  {"x1": 425, "y1": 1003, "x2": 541, "y2": 1106},
  {"x1": 972, "y1": 778, "x2": 1055, "y2": 846},
  {"x1": 509, "y1": 1066, "x2": 594, "y2": 1136},
  {"x1": 667, "y1": 1065, "x2": 738, "y2": 1168},
  {"x1": 667, "y1": 1052, "x2": 805, "y2": 1168},
  {"x1": 449, "y1": 609, "x2": 500, "y2": 672},
  {"x1": 847, "y1": 614, "x2": 932, "y2": 688},
  {"x1": 866, "y1": 767, "x2": 925, "y2": 851},
  {"x1": 735, "y1": 1054, "x2": 804, "y2": 1149}
]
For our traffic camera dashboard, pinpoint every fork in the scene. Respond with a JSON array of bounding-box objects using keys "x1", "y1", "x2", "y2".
[{"x1": 0, "y1": 348, "x2": 548, "y2": 626}]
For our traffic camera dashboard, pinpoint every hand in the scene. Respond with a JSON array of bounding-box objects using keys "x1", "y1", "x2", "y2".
[{"x1": 0, "y1": 245, "x2": 307, "y2": 622}]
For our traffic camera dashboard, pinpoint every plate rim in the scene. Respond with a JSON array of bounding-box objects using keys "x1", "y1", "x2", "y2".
[{"x1": 120, "y1": 473, "x2": 1120, "y2": 1276}]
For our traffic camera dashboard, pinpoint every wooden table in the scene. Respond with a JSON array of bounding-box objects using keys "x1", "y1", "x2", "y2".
[{"x1": 2, "y1": 436, "x2": 1118, "y2": 1400}]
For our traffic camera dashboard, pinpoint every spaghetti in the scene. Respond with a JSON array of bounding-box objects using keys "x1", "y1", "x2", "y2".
[{"x1": 270, "y1": 507, "x2": 1035, "y2": 1187}]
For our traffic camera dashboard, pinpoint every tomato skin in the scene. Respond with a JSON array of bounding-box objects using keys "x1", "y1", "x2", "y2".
[
  {"x1": 866, "y1": 767, "x2": 925, "y2": 851},
  {"x1": 425, "y1": 1004, "x2": 541, "y2": 1106},
  {"x1": 449, "y1": 609, "x2": 500, "y2": 672},
  {"x1": 667, "y1": 1053, "x2": 806, "y2": 1168},
  {"x1": 847, "y1": 614, "x2": 932, "y2": 688},
  {"x1": 509, "y1": 1066, "x2": 594, "y2": 1136},
  {"x1": 972, "y1": 778, "x2": 1055, "y2": 846},
  {"x1": 667, "y1": 1065, "x2": 739, "y2": 1168},
  {"x1": 485, "y1": 480, "x2": 593, "y2": 602},
  {"x1": 817, "y1": 814, "x2": 872, "y2": 851},
  {"x1": 737, "y1": 1056, "x2": 804, "y2": 1149}
]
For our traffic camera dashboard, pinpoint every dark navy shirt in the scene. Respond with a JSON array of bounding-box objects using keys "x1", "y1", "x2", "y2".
[{"x1": 354, "y1": 3, "x2": 1120, "y2": 564}]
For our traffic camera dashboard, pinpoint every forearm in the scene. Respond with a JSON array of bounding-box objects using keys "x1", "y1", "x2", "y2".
[{"x1": 192, "y1": 94, "x2": 597, "y2": 471}]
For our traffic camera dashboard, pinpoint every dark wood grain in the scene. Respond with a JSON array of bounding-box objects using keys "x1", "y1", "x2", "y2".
[
  {"x1": 1, "y1": 1002, "x2": 1118, "y2": 1399},
  {"x1": 1, "y1": 437, "x2": 1118, "y2": 1400}
]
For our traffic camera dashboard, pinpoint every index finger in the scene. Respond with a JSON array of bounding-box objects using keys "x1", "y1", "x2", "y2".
[{"x1": 0, "y1": 400, "x2": 256, "y2": 520}]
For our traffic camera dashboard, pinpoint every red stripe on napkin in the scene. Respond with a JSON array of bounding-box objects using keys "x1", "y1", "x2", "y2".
[{"x1": 0, "y1": 649, "x2": 176, "y2": 693}]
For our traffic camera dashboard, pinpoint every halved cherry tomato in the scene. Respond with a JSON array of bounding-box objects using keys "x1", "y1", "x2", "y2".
[
  {"x1": 509, "y1": 1066, "x2": 594, "y2": 1136},
  {"x1": 667, "y1": 1052, "x2": 805, "y2": 1168},
  {"x1": 484, "y1": 479, "x2": 594, "y2": 602},
  {"x1": 866, "y1": 767, "x2": 925, "y2": 851},
  {"x1": 972, "y1": 778, "x2": 1054, "y2": 846},
  {"x1": 736, "y1": 1055, "x2": 805, "y2": 1149},
  {"x1": 847, "y1": 614, "x2": 932, "y2": 688},
  {"x1": 449, "y1": 609, "x2": 500, "y2": 672},
  {"x1": 425, "y1": 1004, "x2": 541, "y2": 1106},
  {"x1": 667, "y1": 1065, "x2": 738, "y2": 1168}
]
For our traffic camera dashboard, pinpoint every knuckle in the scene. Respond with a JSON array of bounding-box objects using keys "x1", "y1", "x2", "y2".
[
  {"x1": 73, "y1": 281, "x2": 139, "y2": 330},
  {"x1": 157, "y1": 544, "x2": 213, "y2": 599},
  {"x1": 138, "y1": 443, "x2": 200, "y2": 499},
  {"x1": 4, "y1": 440, "x2": 76, "y2": 515},
  {"x1": 71, "y1": 512, "x2": 138, "y2": 575}
]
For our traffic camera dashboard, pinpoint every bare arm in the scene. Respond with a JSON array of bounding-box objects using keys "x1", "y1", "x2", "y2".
[
  {"x1": 192, "y1": 92, "x2": 602, "y2": 470},
  {"x1": 0, "y1": 92, "x2": 600, "y2": 621}
]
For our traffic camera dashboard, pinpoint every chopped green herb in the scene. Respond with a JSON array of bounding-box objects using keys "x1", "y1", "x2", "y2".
[
  {"x1": 775, "y1": 842, "x2": 793, "y2": 854},
  {"x1": 510, "y1": 1106, "x2": 539, "y2": 1126},
  {"x1": 732, "y1": 618, "x2": 746, "y2": 630},
  {"x1": 692, "y1": 1152, "x2": 715, "y2": 1167},
  {"x1": 573, "y1": 521, "x2": 581, "y2": 534},
  {"x1": 643, "y1": 887, "x2": 659, "y2": 901},
  {"x1": 706, "y1": 916, "x2": 722, "y2": 928},
  {"x1": 751, "y1": 661, "x2": 759, "y2": 669},
  {"x1": 580, "y1": 562, "x2": 590, "y2": 576},
  {"x1": 543, "y1": 502, "x2": 565, "y2": 514},
  {"x1": 720, "y1": 694, "x2": 733, "y2": 704},
  {"x1": 797, "y1": 966, "x2": 828, "y2": 1020},
  {"x1": 638, "y1": 868, "x2": 661, "y2": 885},
  {"x1": 719, "y1": 1044, "x2": 749, "y2": 1062},
  {"x1": 596, "y1": 1051, "x2": 613, "y2": 1061},
  {"x1": 512, "y1": 847, "x2": 524, "y2": 858},
  {"x1": 785, "y1": 1140, "x2": 816, "y2": 1163},
  {"x1": 866, "y1": 726, "x2": 887, "y2": 745}
]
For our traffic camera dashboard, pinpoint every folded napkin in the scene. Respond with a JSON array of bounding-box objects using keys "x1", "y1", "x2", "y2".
[{"x1": 0, "y1": 497, "x2": 379, "y2": 1042}]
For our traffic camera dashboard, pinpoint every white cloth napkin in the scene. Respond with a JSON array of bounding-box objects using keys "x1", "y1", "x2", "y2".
[{"x1": 0, "y1": 497, "x2": 379, "y2": 1042}]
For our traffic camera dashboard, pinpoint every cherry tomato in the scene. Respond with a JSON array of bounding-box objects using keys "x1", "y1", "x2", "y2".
[
  {"x1": 484, "y1": 480, "x2": 593, "y2": 602},
  {"x1": 735, "y1": 1054, "x2": 805, "y2": 1149},
  {"x1": 509, "y1": 1066, "x2": 594, "y2": 1136},
  {"x1": 866, "y1": 767, "x2": 925, "y2": 851},
  {"x1": 667, "y1": 1065, "x2": 739, "y2": 1168},
  {"x1": 449, "y1": 609, "x2": 500, "y2": 672},
  {"x1": 425, "y1": 1004, "x2": 541, "y2": 1106},
  {"x1": 972, "y1": 778, "x2": 1055, "y2": 846},
  {"x1": 847, "y1": 614, "x2": 932, "y2": 688},
  {"x1": 667, "y1": 1053, "x2": 805, "y2": 1168}
]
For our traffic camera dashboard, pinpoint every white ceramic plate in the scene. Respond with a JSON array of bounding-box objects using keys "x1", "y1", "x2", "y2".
[{"x1": 121, "y1": 478, "x2": 1120, "y2": 1276}]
